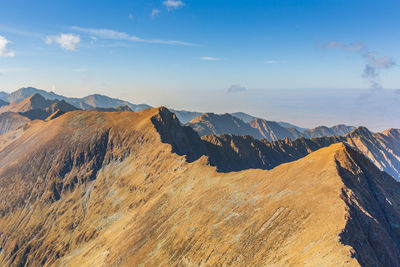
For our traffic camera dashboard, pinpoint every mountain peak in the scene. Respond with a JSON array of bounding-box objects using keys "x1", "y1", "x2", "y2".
[{"x1": 347, "y1": 126, "x2": 373, "y2": 137}]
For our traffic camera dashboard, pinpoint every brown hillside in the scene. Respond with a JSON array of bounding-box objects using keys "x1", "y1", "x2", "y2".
[{"x1": 0, "y1": 108, "x2": 399, "y2": 266}]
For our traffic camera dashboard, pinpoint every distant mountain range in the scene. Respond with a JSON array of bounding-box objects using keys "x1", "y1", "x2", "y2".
[
  {"x1": 186, "y1": 112, "x2": 355, "y2": 141},
  {"x1": 0, "y1": 87, "x2": 309, "y2": 129},
  {"x1": 0, "y1": 87, "x2": 151, "y2": 111},
  {"x1": 0, "y1": 93, "x2": 78, "y2": 120}
]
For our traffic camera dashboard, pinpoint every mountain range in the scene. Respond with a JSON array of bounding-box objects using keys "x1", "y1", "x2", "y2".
[
  {"x1": 0, "y1": 87, "x2": 309, "y2": 128},
  {"x1": 186, "y1": 112, "x2": 355, "y2": 141},
  {"x1": 0, "y1": 87, "x2": 151, "y2": 112},
  {"x1": 0, "y1": 107, "x2": 399, "y2": 266},
  {"x1": 1, "y1": 88, "x2": 400, "y2": 266}
]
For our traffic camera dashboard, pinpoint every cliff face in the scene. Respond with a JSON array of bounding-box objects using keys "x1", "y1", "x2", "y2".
[{"x1": 0, "y1": 108, "x2": 399, "y2": 266}]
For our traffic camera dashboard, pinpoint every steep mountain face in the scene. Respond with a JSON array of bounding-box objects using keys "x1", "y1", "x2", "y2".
[
  {"x1": 276, "y1": 121, "x2": 308, "y2": 132},
  {"x1": 7, "y1": 87, "x2": 151, "y2": 112},
  {"x1": 188, "y1": 112, "x2": 355, "y2": 141},
  {"x1": 0, "y1": 108, "x2": 399, "y2": 266},
  {"x1": 230, "y1": 112, "x2": 258, "y2": 123},
  {"x1": 186, "y1": 113, "x2": 263, "y2": 138},
  {"x1": 231, "y1": 112, "x2": 308, "y2": 132},
  {"x1": 303, "y1": 124, "x2": 355, "y2": 138},
  {"x1": 250, "y1": 119, "x2": 302, "y2": 141},
  {"x1": 0, "y1": 99, "x2": 8, "y2": 107},
  {"x1": 201, "y1": 134, "x2": 337, "y2": 172},
  {"x1": 200, "y1": 127, "x2": 400, "y2": 181},
  {"x1": 170, "y1": 110, "x2": 202, "y2": 124},
  {"x1": 0, "y1": 93, "x2": 79, "y2": 120},
  {"x1": 0, "y1": 112, "x2": 30, "y2": 135}
]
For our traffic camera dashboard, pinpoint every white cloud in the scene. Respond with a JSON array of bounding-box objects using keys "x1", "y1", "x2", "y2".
[
  {"x1": 71, "y1": 26, "x2": 198, "y2": 46},
  {"x1": 0, "y1": 35, "x2": 15, "y2": 57},
  {"x1": 151, "y1": 8, "x2": 161, "y2": 18},
  {"x1": 201, "y1": 56, "x2": 222, "y2": 61},
  {"x1": 46, "y1": 33, "x2": 80, "y2": 51},
  {"x1": 163, "y1": 0, "x2": 184, "y2": 10}
]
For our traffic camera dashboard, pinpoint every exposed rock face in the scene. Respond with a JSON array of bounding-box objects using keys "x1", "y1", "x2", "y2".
[
  {"x1": 170, "y1": 110, "x2": 202, "y2": 124},
  {"x1": 0, "y1": 93, "x2": 78, "y2": 120},
  {"x1": 250, "y1": 118, "x2": 302, "y2": 141},
  {"x1": 186, "y1": 113, "x2": 263, "y2": 138},
  {"x1": 187, "y1": 112, "x2": 355, "y2": 141},
  {"x1": 0, "y1": 108, "x2": 399, "y2": 266},
  {"x1": 231, "y1": 112, "x2": 308, "y2": 132},
  {"x1": 230, "y1": 111, "x2": 258, "y2": 123},
  {"x1": 302, "y1": 124, "x2": 356, "y2": 138}
]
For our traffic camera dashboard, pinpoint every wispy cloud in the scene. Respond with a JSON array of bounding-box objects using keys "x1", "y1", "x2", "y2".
[
  {"x1": 46, "y1": 33, "x2": 80, "y2": 51},
  {"x1": 363, "y1": 52, "x2": 396, "y2": 89},
  {"x1": 324, "y1": 41, "x2": 365, "y2": 52},
  {"x1": 0, "y1": 35, "x2": 15, "y2": 57},
  {"x1": 324, "y1": 40, "x2": 396, "y2": 89},
  {"x1": 151, "y1": 8, "x2": 161, "y2": 18},
  {"x1": 227, "y1": 84, "x2": 247, "y2": 93},
  {"x1": 72, "y1": 26, "x2": 198, "y2": 46},
  {"x1": 163, "y1": 0, "x2": 184, "y2": 10},
  {"x1": 129, "y1": 14, "x2": 134, "y2": 21},
  {"x1": 201, "y1": 56, "x2": 222, "y2": 61}
]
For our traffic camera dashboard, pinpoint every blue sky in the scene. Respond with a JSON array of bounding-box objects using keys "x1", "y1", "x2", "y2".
[{"x1": 0, "y1": 0, "x2": 399, "y2": 130}]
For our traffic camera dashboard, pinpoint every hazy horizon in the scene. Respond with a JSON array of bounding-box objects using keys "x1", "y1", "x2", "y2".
[
  {"x1": 1, "y1": 0, "x2": 399, "y2": 131},
  {"x1": 1, "y1": 86, "x2": 399, "y2": 131}
]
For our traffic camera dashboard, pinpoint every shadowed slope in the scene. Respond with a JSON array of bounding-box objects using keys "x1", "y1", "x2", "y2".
[
  {"x1": 336, "y1": 146, "x2": 400, "y2": 266},
  {"x1": 186, "y1": 113, "x2": 263, "y2": 138},
  {"x1": 201, "y1": 127, "x2": 400, "y2": 180}
]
